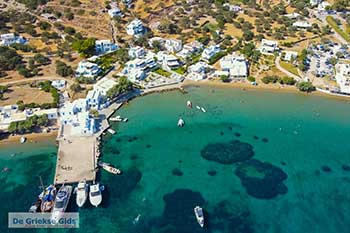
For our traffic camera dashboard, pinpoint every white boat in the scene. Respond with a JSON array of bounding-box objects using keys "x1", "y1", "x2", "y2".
[
  {"x1": 107, "y1": 129, "x2": 116, "y2": 134},
  {"x1": 20, "y1": 136, "x2": 26, "y2": 144},
  {"x1": 40, "y1": 185, "x2": 57, "y2": 212},
  {"x1": 196, "y1": 105, "x2": 201, "y2": 110},
  {"x1": 187, "y1": 100, "x2": 192, "y2": 108},
  {"x1": 76, "y1": 180, "x2": 88, "y2": 208},
  {"x1": 89, "y1": 183, "x2": 102, "y2": 207},
  {"x1": 110, "y1": 117, "x2": 122, "y2": 122},
  {"x1": 123, "y1": 118, "x2": 128, "y2": 122},
  {"x1": 201, "y1": 107, "x2": 206, "y2": 113},
  {"x1": 194, "y1": 206, "x2": 204, "y2": 228},
  {"x1": 51, "y1": 185, "x2": 72, "y2": 224},
  {"x1": 98, "y1": 161, "x2": 122, "y2": 175},
  {"x1": 177, "y1": 118, "x2": 185, "y2": 127}
]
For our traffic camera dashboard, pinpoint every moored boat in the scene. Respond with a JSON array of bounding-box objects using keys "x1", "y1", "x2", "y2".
[
  {"x1": 51, "y1": 185, "x2": 73, "y2": 224},
  {"x1": 89, "y1": 183, "x2": 102, "y2": 207},
  {"x1": 196, "y1": 105, "x2": 201, "y2": 110},
  {"x1": 76, "y1": 180, "x2": 88, "y2": 208},
  {"x1": 40, "y1": 185, "x2": 57, "y2": 212},
  {"x1": 201, "y1": 107, "x2": 206, "y2": 113},
  {"x1": 107, "y1": 129, "x2": 116, "y2": 134},
  {"x1": 98, "y1": 161, "x2": 122, "y2": 175},
  {"x1": 187, "y1": 100, "x2": 192, "y2": 108},
  {"x1": 177, "y1": 118, "x2": 185, "y2": 127},
  {"x1": 20, "y1": 136, "x2": 26, "y2": 144},
  {"x1": 194, "y1": 206, "x2": 204, "y2": 228},
  {"x1": 29, "y1": 199, "x2": 42, "y2": 213}
]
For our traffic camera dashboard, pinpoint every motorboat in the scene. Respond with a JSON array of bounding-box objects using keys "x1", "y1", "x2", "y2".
[
  {"x1": 98, "y1": 161, "x2": 121, "y2": 175},
  {"x1": 20, "y1": 136, "x2": 26, "y2": 144},
  {"x1": 196, "y1": 105, "x2": 201, "y2": 110},
  {"x1": 89, "y1": 183, "x2": 102, "y2": 207},
  {"x1": 29, "y1": 199, "x2": 41, "y2": 213},
  {"x1": 51, "y1": 185, "x2": 73, "y2": 224},
  {"x1": 76, "y1": 180, "x2": 88, "y2": 208},
  {"x1": 40, "y1": 185, "x2": 57, "y2": 212},
  {"x1": 201, "y1": 107, "x2": 206, "y2": 113},
  {"x1": 187, "y1": 100, "x2": 192, "y2": 108},
  {"x1": 194, "y1": 206, "x2": 204, "y2": 228},
  {"x1": 177, "y1": 118, "x2": 185, "y2": 127},
  {"x1": 107, "y1": 129, "x2": 116, "y2": 134}
]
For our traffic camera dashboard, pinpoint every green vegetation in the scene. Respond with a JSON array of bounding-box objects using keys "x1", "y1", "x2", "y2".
[
  {"x1": 208, "y1": 51, "x2": 227, "y2": 65},
  {"x1": 280, "y1": 61, "x2": 300, "y2": 77},
  {"x1": 0, "y1": 85, "x2": 9, "y2": 100},
  {"x1": 56, "y1": 61, "x2": 74, "y2": 77},
  {"x1": 89, "y1": 109, "x2": 99, "y2": 118},
  {"x1": 297, "y1": 81, "x2": 316, "y2": 93},
  {"x1": 70, "y1": 83, "x2": 82, "y2": 93},
  {"x1": 15, "y1": 0, "x2": 49, "y2": 10},
  {"x1": 106, "y1": 77, "x2": 133, "y2": 98},
  {"x1": 247, "y1": 76, "x2": 255, "y2": 82},
  {"x1": 220, "y1": 75, "x2": 230, "y2": 83},
  {"x1": 72, "y1": 38, "x2": 96, "y2": 57},
  {"x1": 154, "y1": 68, "x2": 171, "y2": 77},
  {"x1": 326, "y1": 16, "x2": 350, "y2": 42},
  {"x1": 280, "y1": 76, "x2": 296, "y2": 85},
  {"x1": 8, "y1": 114, "x2": 49, "y2": 134},
  {"x1": 172, "y1": 66, "x2": 186, "y2": 75},
  {"x1": 0, "y1": 46, "x2": 23, "y2": 71},
  {"x1": 262, "y1": 75, "x2": 296, "y2": 85}
]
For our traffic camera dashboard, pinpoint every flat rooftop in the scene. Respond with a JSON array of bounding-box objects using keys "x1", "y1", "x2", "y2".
[{"x1": 54, "y1": 134, "x2": 96, "y2": 184}]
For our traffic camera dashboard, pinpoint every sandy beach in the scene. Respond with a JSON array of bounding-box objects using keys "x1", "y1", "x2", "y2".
[{"x1": 0, "y1": 130, "x2": 58, "y2": 146}]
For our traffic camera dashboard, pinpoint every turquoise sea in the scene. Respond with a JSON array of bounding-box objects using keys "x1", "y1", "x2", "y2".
[{"x1": 1, "y1": 85, "x2": 350, "y2": 233}]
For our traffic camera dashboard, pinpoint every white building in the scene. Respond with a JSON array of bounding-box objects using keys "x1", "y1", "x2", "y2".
[
  {"x1": 156, "y1": 51, "x2": 181, "y2": 71},
  {"x1": 188, "y1": 62, "x2": 208, "y2": 74},
  {"x1": 283, "y1": 51, "x2": 298, "y2": 62},
  {"x1": 165, "y1": 39, "x2": 183, "y2": 53},
  {"x1": 126, "y1": 19, "x2": 145, "y2": 37},
  {"x1": 293, "y1": 21, "x2": 312, "y2": 29},
  {"x1": 223, "y1": 4, "x2": 242, "y2": 12},
  {"x1": 108, "y1": 7, "x2": 123, "y2": 18},
  {"x1": 259, "y1": 39, "x2": 279, "y2": 54},
  {"x1": 220, "y1": 53, "x2": 248, "y2": 78},
  {"x1": 335, "y1": 63, "x2": 350, "y2": 94},
  {"x1": 128, "y1": 46, "x2": 147, "y2": 59},
  {"x1": 318, "y1": 1, "x2": 331, "y2": 11},
  {"x1": 51, "y1": 80, "x2": 66, "y2": 90},
  {"x1": 0, "y1": 33, "x2": 27, "y2": 46},
  {"x1": 177, "y1": 41, "x2": 204, "y2": 59},
  {"x1": 122, "y1": 53, "x2": 158, "y2": 82},
  {"x1": 310, "y1": 0, "x2": 321, "y2": 6},
  {"x1": 284, "y1": 13, "x2": 301, "y2": 19},
  {"x1": 95, "y1": 40, "x2": 118, "y2": 55},
  {"x1": 75, "y1": 61, "x2": 101, "y2": 78},
  {"x1": 201, "y1": 45, "x2": 221, "y2": 62}
]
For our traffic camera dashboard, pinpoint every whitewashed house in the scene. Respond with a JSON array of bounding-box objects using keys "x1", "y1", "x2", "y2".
[
  {"x1": 51, "y1": 80, "x2": 66, "y2": 90},
  {"x1": 126, "y1": 19, "x2": 145, "y2": 37},
  {"x1": 122, "y1": 53, "x2": 158, "y2": 82},
  {"x1": 0, "y1": 33, "x2": 27, "y2": 46},
  {"x1": 310, "y1": 0, "x2": 321, "y2": 6},
  {"x1": 293, "y1": 21, "x2": 312, "y2": 29},
  {"x1": 95, "y1": 40, "x2": 118, "y2": 55},
  {"x1": 108, "y1": 7, "x2": 123, "y2": 18},
  {"x1": 283, "y1": 51, "x2": 298, "y2": 61},
  {"x1": 201, "y1": 45, "x2": 221, "y2": 62},
  {"x1": 75, "y1": 61, "x2": 101, "y2": 78},
  {"x1": 177, "y1": 41, "x2": 204, "y2": 59},
  {"x1": 220, "y1": 53, "x2": 248, "y2": 78},
  {"x1": 156, "y1": 51, "x2": 181, "y2": 71},
  {"x1": 86, "y1": 90, "x2": 103, "y2": 110},
  {"x1": 318, "y1": 1, "x2": 331, "y2": 11},
  {"x1": 223, "y1": 4, "x2": 242, "y2": 12},
  {"x1": 284, "y1": 13, "x2": 301, "y2": 19},
  {"x1": 129, "y1": 46, "x2": 147, "y2": 59},
  {"x1": 186, "y1": 62, "x2": 209, "y2": 81},
  {"x1": 165, "y1": 39, "x2": 183, "y2": 53},
  {"x1": 259, "y1": 39, "x2": 279, "y2": 54}
]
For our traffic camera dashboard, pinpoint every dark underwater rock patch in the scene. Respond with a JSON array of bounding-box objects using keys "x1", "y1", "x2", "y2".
[
  {"x1": 234, "y1": 132, "x2": 241, "y2": 137},
  {"x1": 172, "y1": 168, "x2": 183, "y2": 176},
  {"x1": 235, "y1": 159, "x2": 288, "y2": 199},
  {"x1": 220, "y1": 131, "x2": 224, "y2": 136},
  {"x1": 146, "y1": 144, "x2": 152, "y2": 148},
  {"x1": 208, "y1": 170, "x2": 217, "y2": 176},
  {"x1": 321, "y1": 165, "x2": 332, "y2": 172},
  {"x1": 253, "y1": 136, "x2": 259, "y2": 140},
  {"x1": 280, "y1": 161, "x2": 286, "y2": 166},
  {"x1": 228, "y1": 126, "x2": 233, "y2": 131},
  {"x1": 342, "y1": 164, "x2": 350, "y2": 171},
  {"x1": 115, "y1": 138, "x2": 122, "y2": 142},
  {"x1": 130, "y1": 154, "x2": 138, "y2": 160},
  {"x1": 159, "y1": 189, "x2": 206, "y2": 233},
  {"x1": 261, "y1": 138, "x2": 269, "y2": 143},
  {"x1": 200, "y1": 140, "x2": 254, "y2": 164}
]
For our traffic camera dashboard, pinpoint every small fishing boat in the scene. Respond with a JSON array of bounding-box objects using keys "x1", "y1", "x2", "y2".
[
  {"x1": 76, "y1": 180, "x2": 88, "y2": 208},
  {"x1": 107, "y1": 129, "x2": 116, "y2": 134},
  {"x1": 196, "y1": 105, "x2": 201, "y2": 110},
  {"x1": 20, "y1": 136, "x2": 26, "y2": 144},
  {"x1": 110, "y1": 116, "x2": 122, "y2": 122},
  {"x1": 40, "y1": 185, "x2": 57, "y2": 212},
  {"x1": 123, "y1": 118, "x2": 128, "y2": 122},
  {"x1": 51, "y1": 185, "x2": 73, "y2": 224},
  {"x1": 98, "y1": 161, "x2": 122, "y2": 175},
  {"x1": 177, "y1": 118, "x2": 185, "y2": 127},
  {"x1": 29, "y1": 199, "x2": 42, "y2": 213},
  {"x1": 89, "y1": 183, "x2": 102, "y2": 207},
  {"x1": 194, "y1": 206, "x2": 204, "y2": 228},
  {"x1": 201, "y1": 107, "x2": 206, "y2": 113},
  {"x1": 187, "y1": 100, "x2": 192, "y2": 108}
]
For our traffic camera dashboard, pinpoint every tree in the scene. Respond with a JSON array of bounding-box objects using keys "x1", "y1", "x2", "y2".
[
  {"x1": 72, "y1": 38, "x2": 96, "y2": 57},
  {"x1": 107, "y1": 76, "x2": 133, "y2": 98},
  {"x1": 297, "y1": 81, "x2": 316, "y2": 92},
  {"x1": 0, "y1": 46, "x2": 23, "y2": 71},
  {"x1": 70, "y1": 83, "x2": 82, "y2": 93},
  {"x1": 56, "y1": 61, "x2": 73, "y2": 77},
  {"x1": 247, "y1": 76, "x2": 255, "y2": 82},
  {"x1": 220, "y1": 75, "x2": 230, "y2": 82},
  {"x1": 280, "y1": 76, "x2": 296, "y2": 85}
]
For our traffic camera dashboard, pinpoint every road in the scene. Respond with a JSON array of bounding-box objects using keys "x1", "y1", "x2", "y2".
[
  {"x1": 275, "y1": 56, "x2": 302, "y2": 81},
  {"x1": 0, "y1": 76, "x2": 74, "y2": 86}
]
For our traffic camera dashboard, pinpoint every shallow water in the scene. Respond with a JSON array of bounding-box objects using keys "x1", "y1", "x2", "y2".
[{"x1": 1, "y1": 86, "x2": 350, "y2": 233}]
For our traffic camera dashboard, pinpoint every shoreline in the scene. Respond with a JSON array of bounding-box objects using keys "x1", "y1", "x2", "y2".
[{"x1": 1, "y1": 79, "x2": 349, "y2": 146}]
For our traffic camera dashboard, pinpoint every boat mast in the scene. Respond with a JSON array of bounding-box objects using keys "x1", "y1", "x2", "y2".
[{"x1": 39, "y1": 176, "x2": 45, "y2": 192}]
